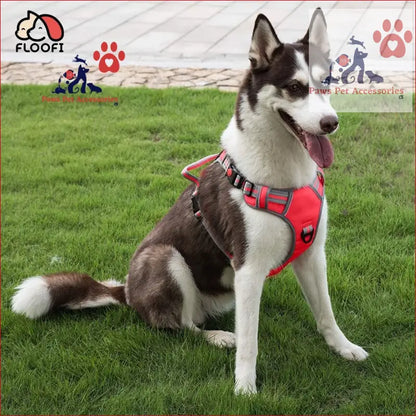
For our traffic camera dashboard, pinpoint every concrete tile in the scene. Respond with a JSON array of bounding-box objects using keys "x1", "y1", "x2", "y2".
[
  {"x1": 206, "y1": 11, "x2": 252, "y2": 28},
  {"x1": 158, "y1": 17, "x2": 204, "y2": 35},
  {"x1": 64, "y1": 2, "x2": 122, "y2": 19},
  {"x1": 181, "y1": 24, "x2": 231, "y2": 44},
  {"x1": 99, "y1": 6, "x2": 152, "y2": 21},
  {"x1": 128, "y1": 31, "x2": 184, "y2": 53},
  {"x1": 322, "y1": 3, "x2": 340, "y2": 15},
  {"x1": 335, "y1": 1, "x2": 403, "y2": 9},
  {"x1": 131, "y1": 2, "x2": 193, "y2": 25},
  {"x1": 130, "y1": 10, "x2": 178, "y2": 25},
  {"x1": 90, "y1": 22, "x2": 155, "y2": 46},
  {"x1": 223, "y1": 1, "x2": 267, "y2": 14},
  {"x1": 38, "y1": 1, "x2": 88, "y2": 15},
  {"x1": 179, "y1": 4, "x2": 226, "y2": 19},
  {"x1": 206, "y1": 20, "x2": 254, "y2": 55},
  {"x1": 261, "y1": 1, "x2": 303, "y2": 12},
  {"x1": 257, "y1": 4, "x2": 303, "y2": 26},
  {"x1": 152, "y1": 2, "x2": 196, "y2": 13},
  {"x1": 275, "y1": 9, "x2": 311, "y2": 30},
  {"x1": 164, "y1": 41, "x2": 213, "y2": 57},
  {"x1": 1, "y1": 1, "x2": 50, "y2": 22},
  {"x1": 2, "y1": 0, "x2": 414, "y2": 73},
  {"x1": 194, "y1": 1, "x2": 231, "y2": 6},
  {"x1": 276, "y1": 29, "x2": 306, "y2": 42},
  {"x1": 64, "y1": 12, "x2": 147, "y2": 48},
  {"x1": 208, "y1": 30, "x2": 250, "y2": 55}
]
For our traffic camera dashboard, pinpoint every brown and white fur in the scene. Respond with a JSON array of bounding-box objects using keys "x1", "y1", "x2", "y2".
[{"x1": 12, "y1": 9, "x2": 368, "y2": 395}]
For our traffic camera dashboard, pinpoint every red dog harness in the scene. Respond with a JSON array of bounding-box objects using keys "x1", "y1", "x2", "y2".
[{"x1": 182, "y1": 150, "x2": 325, "y2": 277}]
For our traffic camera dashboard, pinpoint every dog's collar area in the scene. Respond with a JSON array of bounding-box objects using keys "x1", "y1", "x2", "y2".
[
  {"x1": 216, "y1": 150, "x2": 254, "y2": 196},
  {"x1": 216, "y1": 149, "x2": 324, "y2": 196},
  {"x1": 182, "y1": 150, "x2": 324, "y2": 219}
]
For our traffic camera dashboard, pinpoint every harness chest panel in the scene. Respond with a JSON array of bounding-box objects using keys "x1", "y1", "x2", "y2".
[
  {"x1": 242, "y1": 171, "x2": 324, "y2": 277},
  {"x1": 182, "y1": 151, "x2": 325, "y2": 278}
]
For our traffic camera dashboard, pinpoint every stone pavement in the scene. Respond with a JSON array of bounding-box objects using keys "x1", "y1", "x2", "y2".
[
  {"x1": 1, "y1": 62, "x2": 245, "y2": 92},
  {"x1": 1, "y1": 1, "x2": 414, "y2": 92},
  {"x1": 1, "y1": 61, "x2": 414, "y2": 94}
]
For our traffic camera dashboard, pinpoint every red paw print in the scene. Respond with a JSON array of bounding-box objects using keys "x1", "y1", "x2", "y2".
[
  {"x1": 373, "y1": 19, "x2": 412, "y2": 58},
  {"x1": 93, "y1": 41, "x2": 125, "y2": 73}
]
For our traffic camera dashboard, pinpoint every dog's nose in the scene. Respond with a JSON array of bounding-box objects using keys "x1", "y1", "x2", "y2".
[{"x1": 320, "y1": 116, "x2": 339, "y2": 133}]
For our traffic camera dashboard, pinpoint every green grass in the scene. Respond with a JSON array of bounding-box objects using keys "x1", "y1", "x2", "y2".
[{"x1": 1, "y1": 84, "x2": 414, "y2": 415}]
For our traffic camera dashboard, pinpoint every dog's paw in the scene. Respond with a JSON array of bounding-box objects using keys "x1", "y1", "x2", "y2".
[
  {"x1": 335, "y1": 341, "x2": 369, "y2": 361},
  {"x1": 322, "y1": 329, "x2": 369, "y2": 361},
  {"x1": 204, "y1": 330, "x2": 236, "y2": 348},
  {"x1": 235, "y1": 378, "x2": 257, "y2": 395}
]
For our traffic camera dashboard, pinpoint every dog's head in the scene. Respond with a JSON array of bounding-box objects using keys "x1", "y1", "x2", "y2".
[{"x1": 237, "y1": 8, "x2": 336, "y2": 168}]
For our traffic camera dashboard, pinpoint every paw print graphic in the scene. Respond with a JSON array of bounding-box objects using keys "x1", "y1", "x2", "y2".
[
  {"x1": 373, "y1": 19, "x2": 412, "y2": 58},
  {"x1": 93, "y1": 41, "x2": 125, "y2": 73}
]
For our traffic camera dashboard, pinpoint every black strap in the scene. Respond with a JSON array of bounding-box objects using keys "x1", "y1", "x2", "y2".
[
  {"x1": 191, "y1": 189, "x2": 202, "y2": 219},
  {"x1": 216, "y1": 152, "x2": 254, "y2": 196}
]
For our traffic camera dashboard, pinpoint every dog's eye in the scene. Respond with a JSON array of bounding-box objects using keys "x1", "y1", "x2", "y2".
[{"x1": 287, "y1": 82, "x2": 301, "y2": 92}]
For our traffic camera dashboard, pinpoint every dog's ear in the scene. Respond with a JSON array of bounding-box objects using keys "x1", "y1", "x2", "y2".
[
  {"x1": 249, "y1": 14, "x2": 281, "y2": 71},
  {"x1": 301, "y1": 8, "x2": 330, "y2": 56}
]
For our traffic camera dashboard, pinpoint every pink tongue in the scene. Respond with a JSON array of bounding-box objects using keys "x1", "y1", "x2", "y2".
[{"x1": 304, "y1": 133, "x2": 334, "y2": 168}]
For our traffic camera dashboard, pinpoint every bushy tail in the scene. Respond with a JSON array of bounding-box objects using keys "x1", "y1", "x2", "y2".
[{"x1": 11, "y1": 272, "x2": 126, "y2": 319}]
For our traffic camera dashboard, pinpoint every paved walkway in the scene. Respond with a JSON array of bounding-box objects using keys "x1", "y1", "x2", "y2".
[
  {"x1": 1, "y1": 61, "x2": 414, "y2": 94},
  {"x1": 1, "y1": 1, "x2": 414, "y2": 91},
  {"x1": 1, "y1": 62, "x2": 246, "y2": 91},
  {"x1": 2, "y1": 1, "x2": 334, "y2": 68}
]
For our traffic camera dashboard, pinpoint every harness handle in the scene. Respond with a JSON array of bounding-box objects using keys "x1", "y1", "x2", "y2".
[{"x1": 181, "y1": 153, "x2": 219, "y2": 186}]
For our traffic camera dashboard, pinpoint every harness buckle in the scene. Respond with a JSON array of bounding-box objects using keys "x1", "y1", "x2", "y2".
[
  {"x1": 191, "y1": 190, "x2": 202, "y2": 220},
  {"x1": 242, "y1": 180, "x2": 254, "y2": 196},
  {"x1": 226, "y1": 166, "x2": 245, "y2": 189}
]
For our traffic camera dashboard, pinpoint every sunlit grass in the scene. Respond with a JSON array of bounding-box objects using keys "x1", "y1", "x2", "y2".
[{"x1": 1, "y1": 84, "x2": 414, "y2": 415}]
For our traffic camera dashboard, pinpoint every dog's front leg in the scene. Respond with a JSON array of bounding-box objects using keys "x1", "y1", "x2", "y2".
[
  {"x1": 292, "y1": 244, "x2": 368, "y2": 361},
  {"x1": 234, "y1": 265, "x2": 266, "y2": 395}
]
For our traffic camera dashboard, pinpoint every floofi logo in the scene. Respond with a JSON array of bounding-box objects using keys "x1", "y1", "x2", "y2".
[{"x1": 15, "y1": 10, "x2": 64, "y2": 53}]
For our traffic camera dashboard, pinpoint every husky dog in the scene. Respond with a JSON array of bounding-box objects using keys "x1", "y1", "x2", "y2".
[{"x1": 12, "y1": 9, "x2": 368, "y2": 395}]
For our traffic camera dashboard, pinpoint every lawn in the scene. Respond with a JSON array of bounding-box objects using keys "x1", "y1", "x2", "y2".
[{"x1": 1, "y1": 84, "x2": 414, "y2": 415}]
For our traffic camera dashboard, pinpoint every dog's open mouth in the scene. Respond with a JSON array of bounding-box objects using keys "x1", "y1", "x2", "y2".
[{"x1": 278, "y1": 110, "x2": 334, "y2": 168}]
